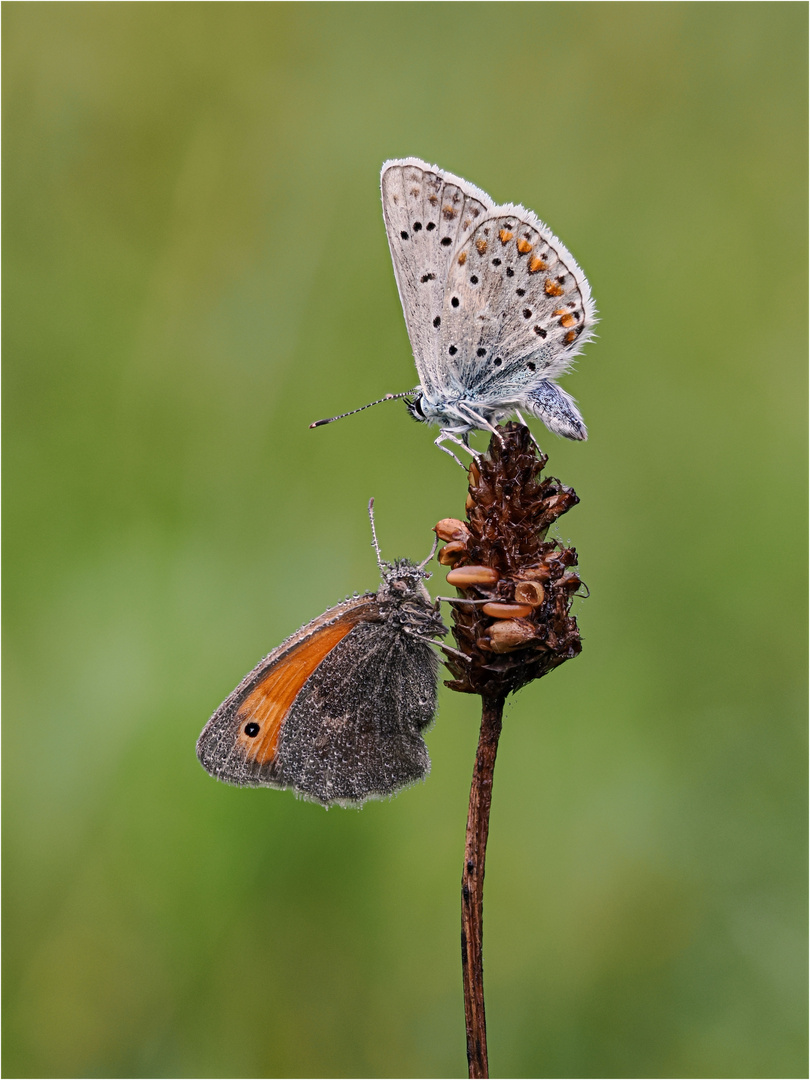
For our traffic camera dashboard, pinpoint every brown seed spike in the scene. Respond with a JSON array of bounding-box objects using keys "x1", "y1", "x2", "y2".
[
  {"x1": 498, "y1": 229, "x2": 514, "y2": 244},
  {"x1": 544, "y1": 279, "x2": 565, "y2": 297},
  {"x1": 475, "y1": 238, "x2": 487, "y2": 255},
  {"x1": 528, "y1": 256, "x2": 547, "y2": 273},
  {"x1": 458, "y1": 252, "x2": 467, "y2": 265},
  {"x1": 516, "y1": 238, "x2": 533, "y2": 254},
  {"x1": 440, "y1": 422, "x2": 584, "y2": 698}
]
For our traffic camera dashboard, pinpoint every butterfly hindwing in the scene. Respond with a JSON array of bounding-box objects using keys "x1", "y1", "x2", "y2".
[
  {"x1": 440, "y1": 213, "x2": 596, "y2": 401},
  {"x1": 271, "y1": 620, "x2": 439, "y2": 806}
]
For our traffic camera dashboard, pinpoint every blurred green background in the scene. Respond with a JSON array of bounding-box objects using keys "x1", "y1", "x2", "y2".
[{"x1": 4, "y1": 4, "x2": 806, "y2": 1077}]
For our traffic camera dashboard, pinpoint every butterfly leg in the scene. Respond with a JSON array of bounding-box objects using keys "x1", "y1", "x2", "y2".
[
  {"x1": 455, "y1": 403, "x2": 505, "y2": 447},
  {"x1": 435, "y1": 431, "x2": 477, "y2": 469},
  {"x1": 408, "y1": 632, "x2": 471, "y2": 662},
  {"x1": 515, "y1": 410, "x2": 543, "y2": 453}
]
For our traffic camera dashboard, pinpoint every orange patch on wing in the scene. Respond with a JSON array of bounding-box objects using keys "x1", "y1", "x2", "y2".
[
  {"x1": 442, "y1": 205, "x2": 457, "y2": 219},
  {"x1": 528, "y1": 255, "x2": 547, "y2": 273},
  {"x1": 565, "y1": 329, "x2": 577, "y2": 343},
  {"x1": 458, "y1": 251, "x2": 467, "y2": 265},
  {"x1": 235, "y1": 614, "x2": 363, "y2": 765},
  {"x1": 559, "y1": 313, "x2": 576, "y2": 328},
  {"x1": 475, "y1": 238, "x2": 488, "y2": 254},
  {"x1": 544, "y1": 279, "x2": 565, "y2": 297},
  {"x1": 499, "y1": 229, "x2": 514, "y2": 244},
  {"x1": 516, "y1": 238, "x2": 533, "y2": 254}
]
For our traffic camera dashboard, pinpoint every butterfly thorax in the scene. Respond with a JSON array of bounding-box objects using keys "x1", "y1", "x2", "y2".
[
  {"x1": 375, "y1": 559, "x2": 447, "y2": 639},
  {"x1": 407, "y1": 389, "x2": 512, "y2": 435}
]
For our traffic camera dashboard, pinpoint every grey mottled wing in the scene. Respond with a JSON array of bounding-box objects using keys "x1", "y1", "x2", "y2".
[
  {"x1": 438, "y1": 212, "x2": 596, "y2": 404},
  {"x1": 381, "y1": 158, "x2": 491, "y2": 398},
  {"x1": 272, "y1": 621, "x2": 439, "y2": 806}
]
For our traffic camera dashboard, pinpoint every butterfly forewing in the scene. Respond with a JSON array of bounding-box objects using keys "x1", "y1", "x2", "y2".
[
  {"x1": 196, "y1": 597, "x2": 374, "y2": 787},
  {"x1": 381, "y1": 159, "x2": 490, "y2": 397}
]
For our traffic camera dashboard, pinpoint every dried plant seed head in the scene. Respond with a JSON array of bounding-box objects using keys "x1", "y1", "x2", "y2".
[{"x1": 438, "y1": 422, "x2": 584, "y2": 698}]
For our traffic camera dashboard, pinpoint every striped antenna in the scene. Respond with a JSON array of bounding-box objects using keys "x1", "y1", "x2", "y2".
[
  {"x1": 309, "y1": 390, "x2": 414, "y2": 429},
  {"x1": 367, "y1": 497, "x2": 384, "y2": 571}
]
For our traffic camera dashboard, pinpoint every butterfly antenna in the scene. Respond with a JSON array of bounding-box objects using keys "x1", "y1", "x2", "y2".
[
  {"x1": 367, "y1": 498, "x2": 385, "y2": 571},
  {"x1": 310, "y1": 391, "x2": 414, "y2": 429},
  {"x1": 417, "y1": 534, "x2": 439, "y2": 571}
]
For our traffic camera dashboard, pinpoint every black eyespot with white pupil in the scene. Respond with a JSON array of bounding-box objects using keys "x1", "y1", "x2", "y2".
[{"x1": 244, "y1": 722, "x2": 260, "y2": 738}]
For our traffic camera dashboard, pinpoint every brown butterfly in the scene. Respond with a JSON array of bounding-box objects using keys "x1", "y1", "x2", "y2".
[{"x1": 196, "y1": 502, "x2": 449, "y2": 807}]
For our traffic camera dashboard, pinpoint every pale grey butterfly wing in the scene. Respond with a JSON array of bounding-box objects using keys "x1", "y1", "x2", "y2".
[
  {"x1": 441, "y1": 212, "x2": 596, "y2": 389},
  {"x1": 439, "y1": 210, "x2": 596, "y2": 437},
  {"x1": 381, "y1": 158, "x2": 491, "y2": 398}
]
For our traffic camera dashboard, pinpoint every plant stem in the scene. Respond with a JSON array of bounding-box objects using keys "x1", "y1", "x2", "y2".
[{"x1": 461, "y1": 692, "x2": 505, "y2": 1079}]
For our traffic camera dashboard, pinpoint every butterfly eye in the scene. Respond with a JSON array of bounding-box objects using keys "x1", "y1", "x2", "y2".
[{"x1": 244, "y1": 723, "x2": 260, "y2": 738}]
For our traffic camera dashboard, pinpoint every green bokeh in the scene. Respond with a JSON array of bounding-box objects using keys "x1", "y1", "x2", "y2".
[{"x1": 4, "y1": 4, "x2": 806, "y2": 1077}]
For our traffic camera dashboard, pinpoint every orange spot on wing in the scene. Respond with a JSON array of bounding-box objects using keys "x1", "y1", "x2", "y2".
[
  {"x1": 442, "y1": 205, "x2": 457, "y2": 219},
  {"x1": 544, "y1": 279, "x2": 565, "y2": 297},
  {"x1": 475, "y1": 238, "x2": 487, "y2": 254},
  {"x1": 528, "y1": 255, "x2": 547, "y2": 273},
  {"x1": 565, "y1": 329, "x2": 577, "y2": 343},
  {"x1": 559, "y1": 313, "x2": 576, "y2": 328},
  {"x1": 236, "y1": 613, "x2": 364, "y2": 765},
  {"x1": 499, "y1": 229, "x2": 513, "y2": 244},
  {"x1": 458, "y1": 251, "x2": 467, "y2": 265},
  {"x1": 516, "y1": 238, "x2": 533, "y2": 254}
]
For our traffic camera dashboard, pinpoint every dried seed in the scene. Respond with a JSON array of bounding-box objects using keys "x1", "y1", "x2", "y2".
[
  {"x1": 446, "y1": 565, "x2": 500, "y2": 586},
  {"x1": 514, "y1": 581, "x2": 545, "y2": 607},
  {"x1": 437, "y1": 541, "x2": 467, "y2": 566},
  {"x1": 433, "y1": 518, "x2": 471, "y2": 543},
  {"x1": 482, "y1": 602, "x2": 534, "y2": 619}
]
